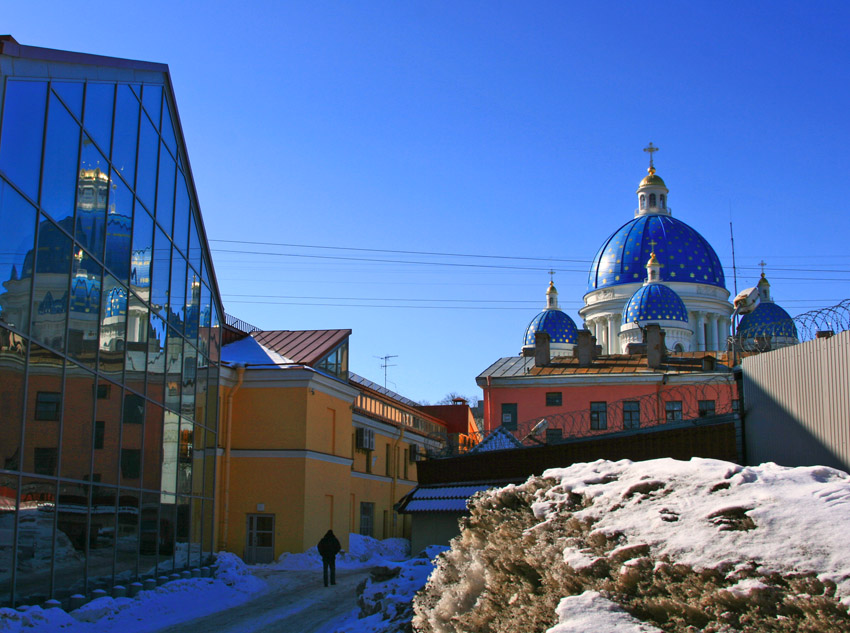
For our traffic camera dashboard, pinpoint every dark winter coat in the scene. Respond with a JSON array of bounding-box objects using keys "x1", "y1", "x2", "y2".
[{"x1": 317, "y1": 530, "x2": 341, "y2": 561}]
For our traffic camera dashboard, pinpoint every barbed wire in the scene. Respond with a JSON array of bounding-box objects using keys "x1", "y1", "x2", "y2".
[{"x1": 794, "y1": 299, "x2": 850, "y2": 341}]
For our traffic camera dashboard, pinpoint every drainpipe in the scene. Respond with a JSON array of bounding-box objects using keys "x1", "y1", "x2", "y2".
[
  {"x1": 220, "y1": 364, "x2": 245, "y2": 550},
  {"x1": 389, "y1": 424, "x2": 405, "y2": 538}
]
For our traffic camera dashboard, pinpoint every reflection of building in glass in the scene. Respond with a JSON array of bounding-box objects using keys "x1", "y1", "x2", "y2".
[{"x1": 0, "y1": 36, "x2": 223, "y2": 608}]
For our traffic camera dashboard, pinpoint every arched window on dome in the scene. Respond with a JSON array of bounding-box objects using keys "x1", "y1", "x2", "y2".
[
  {"x1": 674, "y1": 343, "x2": 684, "y2": 353},
  {"x1": 649, "y1": 193, "x2": 656, "y2": 208},
  {"x1": 660, "y1": 194, "x2": 666, "y2": 209},
  {"x1": 639, "y1": 194, "x2": 646, "y2": 210}
]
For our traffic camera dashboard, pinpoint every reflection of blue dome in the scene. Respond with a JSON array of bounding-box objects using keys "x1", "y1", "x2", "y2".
[
  {"x1": 104, "y1": 286, "x2": 127, "y2": 318},
  {"x1": 524, "y1": 309, "x2": 578, "y2": 347},
  {"x1": 70, "y1": 277, "x2": 100, "y2": 313},
  {"x1": 623, "y1": 283, "x2": 689, "y2": 324},
  {"x1": 588, "y1": 215, "x2": 725, "y2": 292},
  {"x1": 739, "y1": 302, "x2": 798, "y2": 339}
]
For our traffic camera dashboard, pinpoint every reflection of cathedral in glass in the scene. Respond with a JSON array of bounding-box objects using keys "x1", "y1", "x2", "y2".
[{"x1": 0, "y1": 37, "x2": 223, "y2": 608}]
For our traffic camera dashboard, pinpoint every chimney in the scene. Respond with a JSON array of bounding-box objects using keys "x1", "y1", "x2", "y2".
[
  {"x1": 576, "y1": 329, "x2": 595, "y2": 367},
  {"x1": 646, "y1": 324, "x2": 666, "y2": 369},
  {"x1": 701, "y1": 355, "x2": 717, "y2": 371},
  {"x1": 534, "y1": 331, "x2": 551, "y2": 366}
]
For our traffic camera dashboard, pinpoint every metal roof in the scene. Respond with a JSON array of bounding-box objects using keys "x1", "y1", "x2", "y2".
[
  {"x1": 397, "y1": 483, "x2": 499, "y2": 513},
  {"x1": 468, "y1": 427, "x2": 524, "y2": 453},
  {"x1": 252, "y1": 330, "x2": 350, "y2": 367},
  {"x1": 349, "y1": 372, "x2": 420, "y2": 408}
]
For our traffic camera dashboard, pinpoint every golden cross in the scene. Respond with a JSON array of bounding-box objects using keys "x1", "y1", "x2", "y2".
[
  {"x1": 548, "y1": 269, "x2": 556, "y2": 283},
  {"x1": 648, "y1": 239, "x2": 657, "y2": 253},
  {"x1": 643, "y1": 142, "x2": 659, "y2": 168},
  {"x1": 758, "y1": 259, "x2": 767, "y2": 275}
]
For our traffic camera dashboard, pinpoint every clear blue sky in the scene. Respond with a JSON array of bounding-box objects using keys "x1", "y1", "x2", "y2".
[{"x1": 5, "y1": 2, "x2": 849, "y2": 403}]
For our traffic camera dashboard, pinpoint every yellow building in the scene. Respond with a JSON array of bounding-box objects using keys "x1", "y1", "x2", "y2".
[{"x1": 214, "y1": 327, "x2": 447, "y2": 563}]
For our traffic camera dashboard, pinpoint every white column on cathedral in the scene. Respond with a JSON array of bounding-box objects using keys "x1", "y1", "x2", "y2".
[
  {"x1": 706, "y1": 314, "x2": 718, "y2": 351},
  {"x1": 607, "y1": 316, "x2": 618, "y2": 355},
  {"x1": 717, "y1": 316, "x2": 728, "y2": 351},
  {"x1": 695, "y1": 312, "x2": 705, "y2": 351},
  {"x1": 594, "y1": 318, "x2": 605, "y2": 352}
]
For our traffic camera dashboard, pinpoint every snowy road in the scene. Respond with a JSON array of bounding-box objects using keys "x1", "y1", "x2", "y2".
[{"x1": 154, "y1": 567, "x2": 371, "y2": 633}]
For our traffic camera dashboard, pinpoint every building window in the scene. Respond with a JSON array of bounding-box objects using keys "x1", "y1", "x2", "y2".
[
  {"x1": 649, "y1": 193, "x2": 656, "y2": 207},
  {"x1": 33, "y1": 447, "x2": 58, "y2": 476},
  {"x1": 666, "y1": 401, "x2": 683, "y2": 422},
  {"x1": 316, "y1": 341, "x2": 349, "y2": 380},
  {"x1": 698, "y1": 400, "x2": 716, "y2": 417},
  {"x1": 121, "y1": 449, "x2": 141, "y2": 479},
  {"x1": 623, "y1": 401, "x2": 640, "y2": 429},
  {"x1": 96, "y1": 384, "x2": 111, "y2": 399},
  {"x1": 590, "y1": 402, "x2": 607, "y2": 430},
  {"x1": 660, "y1": 194, "x2": 666, "y2": 209},
  {"x1": 359, "y1": 502, "x2": 374, "y2": 537},
  {"x1": 501, "y1": 403, "x2": 517, "y2": 431},
  {"x1": 640, "y1": 194, "x2": 646, "y2": 210},
  {"x1": 545, "y1": 392, "x2": 562, "y2": 407},
  {"x1": 35, "y1": 392, "x2": 61, "y2": 421},
  {"x1": 94, "y1": 421, "x2": 105, "y2": 449}
]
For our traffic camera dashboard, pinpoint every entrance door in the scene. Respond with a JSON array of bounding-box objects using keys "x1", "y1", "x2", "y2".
[{"x1": 245, "y1": 514, "x2": 274, "y2": 564}]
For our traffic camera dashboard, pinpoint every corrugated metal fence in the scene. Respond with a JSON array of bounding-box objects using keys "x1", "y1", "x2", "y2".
[{"x1": 742, "y1": 331, "x2": 850, "y2": 471}]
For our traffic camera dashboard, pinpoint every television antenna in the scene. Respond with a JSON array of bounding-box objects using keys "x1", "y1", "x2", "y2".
[{"x1": 375, "y1": 354, "x2": 398, "y2": 389}]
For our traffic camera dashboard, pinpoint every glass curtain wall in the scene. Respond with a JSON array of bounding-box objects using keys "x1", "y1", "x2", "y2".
[{"x1": 0, "y1": 72, "x2": 221, "y2": 607}]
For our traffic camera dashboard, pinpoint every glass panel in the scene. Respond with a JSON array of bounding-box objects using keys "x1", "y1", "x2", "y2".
[
  {"x1": 59, "y1": 364, "x2": 94, "y2": 480},
  {"x1": 115, "y1": 489, "x2": 140, "y2": 584},
  {"x1": 130, "y1": 208, "x2": 153, "y2": 303},
  {"x1": 205, "y1": 364, "x2": 218, "y2": 431},
  {"x1": 201, "y1": 498, "x2": 213, "y2": 561},
  {"x1": 15, "y1": 477, "x2": 57, "y2": 606},
  {"x1": 188, "y1": 211, "x2": 202, "y2": 275},
  {"x1": 112, "y1": 85, "x2": 139, "y2": 187},
  {"x1": 99, "y1": 274, "x2": 127, "y2": 379},
  {"x1": 185, "y1": 273, "x2": 201, "y2": 349},
  {"x1": 104, "y1": 171, "x2": 133, "y2": 282},
  {"x1": 141, "y1": 86, "x2": 162, "y2": 131},
  {"x1": 93, "y1": 379, "x2": 121, "y2": 487},
  {"x1": 76, "y1": 136, "x2": 109, "y2": 261},
  {"x1": 125, "y1": 294, "x2": 149, "y2": 383},
  {"x1": 174, "y1": 496, "x2": 189, "y2": 571},
  {"x1": 147, "y1": 313, "x2": 167, "y2": 405},
  {"x1": 209, "y1": 304, "x2": 221, "y2": 364},
  {"x1": 172, "y1": 174, "x2": 189, "y2": 255},
  {"x1": 150, "y1": 228, "x2": 171, "y2": 320},
  {"x1": 161, "y1": 412, "x2": 179, "y2": 499},
  {"x1": 88, "y1": 485, "x2": 117, "y2": 594},
  {"x1": 41, "y1": 93, "x2": 81, "y2": 225},
  {"x1": 194, "y1": 362, "x2": 207, "y2": 428},
  {"x1": 31, "y1": 215, "x2": 72, "y2": 352},
  {"x1": 155, "y1": 144, "x2": 175, "y2": 235},
  {"x1": 158, "y1": 501, "x2": 175, "y2": 572},
  {"x1": 54, "y1": 481, "x2": 89, "y2": 600},
  {"x1": 135, "y1": 116, "x2": 158, "y2": 213},
  {"x1": 197, "y1": 282, "x2": 211, "y2": 359},
  {"x1": 0, "y1": 81, "x2": 47, "y2": 201},
  {"x1": 52, "y1": 82, "x2": 83, "y2": 120},
  {"x1": 0, "y1": 179, "x2": 37, "y2": 333},
  {"x1": 139, "y1": 491, "x2": 160, "y2": 577},
  {"x1": 191, "y1": 425, "x2": 205, "y2": 496},
  {"x1": 143, "y1": 404, "x2": 163, "y2": 491},
  {"x1": 181, "y1": 343, "x2": 196, "y2": 420},
  {"x1": 189, "y1": 497, "x2": 202, "y2": 568},
  {"x1": 83, "y1": 83, "x2": 115, "y2": 157},
  {"x1": 121, "y1": 396, "x2": 144, "y2": 487},
  {"x1": 177, "y1": 418, "x2": 192, "y2": 495},
  {"x1": 169, "y1": 252, "x2": 186, "y2": 332},
  {"x1": 165, "y1": 328, "x2": 182, "y2": 413},
  {"x1": 0, "y1": 474, "x2": 16, "y2": 605},
  {"x1": 0, "y1": 326, "x2": 26, "y2": 471},
  {"x1": 203, "y1": 430, "x2": 215, "y2": 499},
  {"x1": 160, "y1": 96, "x2": 176, "y2": 155},
  {"x1": 66, "y1": 250, "x2": 100, "y2": 369},
  {"x1": 23, "y1": 344, "x2": 63, "y2": 476}
]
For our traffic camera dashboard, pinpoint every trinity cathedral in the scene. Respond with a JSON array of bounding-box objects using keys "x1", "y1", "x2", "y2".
[{"x1": 522, "y1": 145, "x2": 798, "y2": 357}]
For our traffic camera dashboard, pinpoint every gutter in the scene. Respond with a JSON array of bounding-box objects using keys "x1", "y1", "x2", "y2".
[{"x1": 219, "y1": 364, "x2": 245, "y2": 550}]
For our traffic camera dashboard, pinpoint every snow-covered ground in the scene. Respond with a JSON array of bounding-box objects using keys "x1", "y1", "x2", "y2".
[{"x1": 0, "y1": 534, "x2": 427, "y2": 633}]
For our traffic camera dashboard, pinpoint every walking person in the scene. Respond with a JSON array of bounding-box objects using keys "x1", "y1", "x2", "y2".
[{"x1": 317, "y1": 529, "x2": 341, "y2": 587}]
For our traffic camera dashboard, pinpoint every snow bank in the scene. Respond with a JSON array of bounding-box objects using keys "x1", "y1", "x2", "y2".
[
  {"x1": 414, "y1": 458, "x2": 850, "y2": 633},
  {"x1": 0, "y1": 552, "x2": 266, "y2": 633},
  {"x1": 272, "y1": 534, "x2": 410, "y2": 571}
]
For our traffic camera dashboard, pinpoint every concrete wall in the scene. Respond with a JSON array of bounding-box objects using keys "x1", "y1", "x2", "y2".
[{"x1": 742, "y1": 331, "x2": 850, "y2": 471}]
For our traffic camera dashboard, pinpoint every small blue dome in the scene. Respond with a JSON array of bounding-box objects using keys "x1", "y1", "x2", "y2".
[
  {"x1": 104, "y1": 286, "x2": 127, "y2": 319},
  {"x1": 524, "y1": 309, "x2": 578, "y2": 347},
  {"x1": 738, "y1": 302, "x2": 798, "y2": 340},
  {"x1": 588, "y1": 215, "x2": 725, "y2": 292},
  {"x1": 623, "y1": 283, "x2": 689, "y2": 324}
]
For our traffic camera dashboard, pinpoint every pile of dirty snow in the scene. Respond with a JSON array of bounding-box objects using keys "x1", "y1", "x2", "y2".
[
  {"x1": 272, "y1": 533, "x2": 410, "y2": 571},
  {"x1": 414, "y1": 458, "x2": 850, "y2": 633}
]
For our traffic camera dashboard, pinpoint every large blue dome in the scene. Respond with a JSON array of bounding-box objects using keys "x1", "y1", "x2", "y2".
[
  {"x1": 623, "y1": 283, "x2": 689, "y2": 325},
  {"x1": 738, "y1": 302, "x2": 798, "y2": 339},
  {"x1": 588, "y1": 215, "x2": 725, "y2": 292},
  {"x1": 524, "y1": 309, "x2": 578, "y2": 347}
]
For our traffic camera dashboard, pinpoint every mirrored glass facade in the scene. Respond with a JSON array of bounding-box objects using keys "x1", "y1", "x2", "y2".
[{"x1": 0, "y1": 40, "x2": 222, "y2": 607}]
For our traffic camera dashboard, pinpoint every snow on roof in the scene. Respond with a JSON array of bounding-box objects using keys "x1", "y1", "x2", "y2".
[
  {"x1": 534, "y1": 458, "x2": 850, "y2": 602},
  {"x1": 399, "y1": 484, "x2": 498, "y2": 513},
  {"x1": 222, "y1": 335, "x2": 293, "y2": 366}
]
